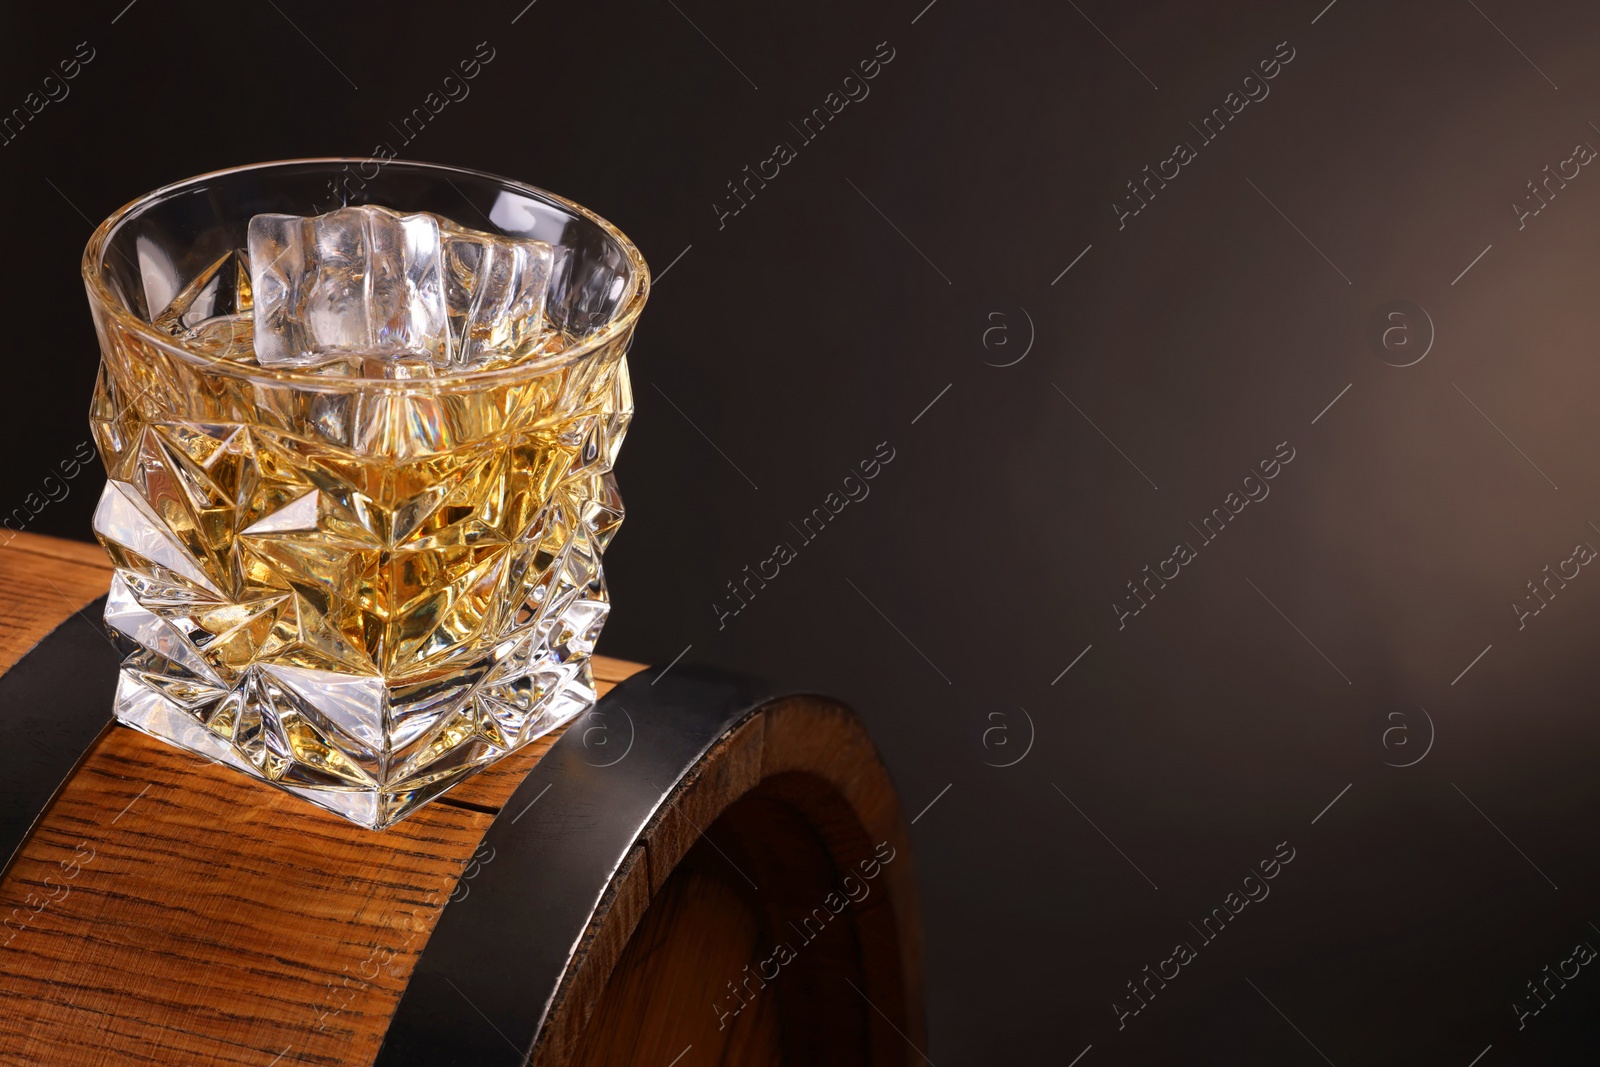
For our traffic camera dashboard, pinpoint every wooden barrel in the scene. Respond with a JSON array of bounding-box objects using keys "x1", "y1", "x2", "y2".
[{"x1": 0, "y1": 533, "x2": 924, "y2": 1066}]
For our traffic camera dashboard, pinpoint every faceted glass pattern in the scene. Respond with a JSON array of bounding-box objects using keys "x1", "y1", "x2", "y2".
[{"x1": 81, "y1": 162, "x2": 648, "y2": 829}]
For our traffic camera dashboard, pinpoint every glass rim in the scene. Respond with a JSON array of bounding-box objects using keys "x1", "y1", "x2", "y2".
[{"x1": 81, "y1": 157, "x2": 651, "y2": 390}]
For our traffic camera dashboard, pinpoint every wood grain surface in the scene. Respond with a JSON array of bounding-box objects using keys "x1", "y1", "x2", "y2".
[{"x1": 0, "y1": 533, "x2": 923, "y2": 1067}]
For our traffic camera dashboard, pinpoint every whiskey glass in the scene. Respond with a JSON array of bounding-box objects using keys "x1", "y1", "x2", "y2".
[{"x1": 81, "y1": 160, "x2": 648, "y2": 828}]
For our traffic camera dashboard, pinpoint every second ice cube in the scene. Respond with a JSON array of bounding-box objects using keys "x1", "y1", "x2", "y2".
[{"x1": 442, "y1": 225, "x2": 555, "y2": 367}]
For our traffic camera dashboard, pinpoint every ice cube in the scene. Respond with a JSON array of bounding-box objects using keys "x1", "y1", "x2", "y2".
[
  {"x1": 441, "y1": 223, "x2": 555, "y2": 368},
  {"x1": 248, "y1": 205, "x2": 449, "y2": 366},
  {"x1": 243, "y1": 206, "x2": 556, "y2": 372}
]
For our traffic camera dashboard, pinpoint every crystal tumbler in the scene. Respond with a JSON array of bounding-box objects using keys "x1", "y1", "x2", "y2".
[{"x1": 81, "y1": 160, "x2": 648, "y2": 828}]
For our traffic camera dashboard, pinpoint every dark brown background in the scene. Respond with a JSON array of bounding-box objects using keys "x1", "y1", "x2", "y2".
[{"x1": 5, "y1": 0, "x2": 1600, "y2": 1061}]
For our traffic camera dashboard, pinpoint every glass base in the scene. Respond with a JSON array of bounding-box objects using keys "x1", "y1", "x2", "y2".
[{"x1": 110, "y1": 645, "x2": 597, "y2": 830}]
